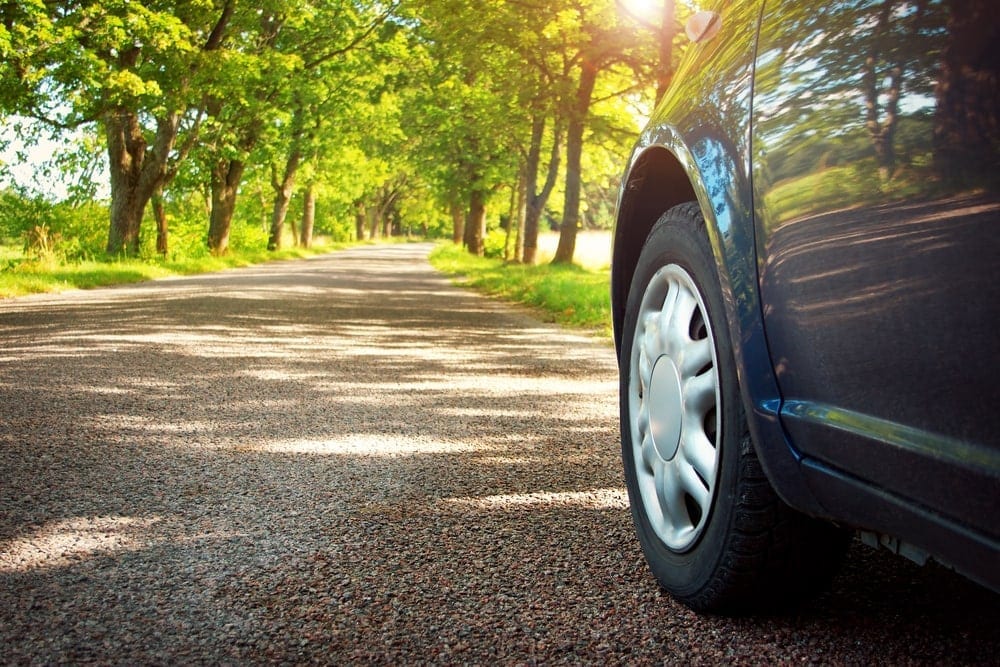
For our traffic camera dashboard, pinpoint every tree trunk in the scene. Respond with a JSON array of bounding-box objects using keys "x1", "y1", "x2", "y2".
[
  {"x1": 268, "y1": 149, "x2": 300, "y2": 250},
  {"x1": 514, "y1": 167, "x2": 527, "y2": 263},
  {"x1": 523, "y1": 114, "x2": 561, "y2": 265},
  {"x1": 354, "y1": 201, "x2": 366, "y2": 240},
  {"x1": 503, "y1": 171, "x2": 519, "y2": 261},
  {"x1": 106, "y1": 179, "x2": 145, "y2": 256},
  {"x1": 464, "y1": 188, "x2": 486, "y2": 256},
  {"x1": 450, "y1": 199, "x2": 464, "y2": 245},
  {"x1": 554, "y1": 61, "x2": 598, "y2": 264},
  {"x1": 105, "y1": 111, "x2": 146, "y2": 255},
  {"x1": 208, "y1": 158, "x2": 245, "y2": 255},
  {"x1": 289, "y1": 209, "x2": 300, "y2": 247},
  {"x1": 300, "y1": 183, "x2": 316, "y2": 248},
  {"x1": 863, "y1": 0, "x2": 901, "y2": 181},
  {"x1": 152, "y1": 187, "x2": 168, "y2": 256},
  {"x1": 257, "y1": 187, "x2": 269, "y2": 232},
  {"x1": 367, "y1": 206, "x2": 380, "y2": 240},
  {"x1": 104, "y1": 108, "x2": 181, "y2": 256},
  {"x1": 934, "y1": 0, "x2": 1000, "y2": 180}
]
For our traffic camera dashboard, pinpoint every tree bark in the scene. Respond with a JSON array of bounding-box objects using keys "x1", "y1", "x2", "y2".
[
  {"x1": 208, "y1": 158, "x2": 245, "y2": 255},
  {"x1": 554, "y1": 60, "x2": 598, "y2": 264},
  {"x1": 863, "y1": 0, "x2": 901, "y2": 181},
  {"x1": 104, "y1": 110, "x2": 146, "y2": 255},
  {"x1": 523, "y1": 114, "x2": 561, "y2": 265},
  {"x1": 289, "y1": 207, "x2": 300, "y2": 247},
  {"x1": 152, "y1": 187, "x2": 168, "y2": 256},
  {"x1": 514, "y1": 167, "x2": 527, "y2": 263},
  {"x1": 464, "y1": 188, "x2": 486, "y2": 256},
  {"x1": 300, "y1": 183, "x2": 316, "y2": 248},
  {"x1": 354, "y1": 201, "x2": 367, "y2": 240},
  {"x1": 268, "y1": 149, "x2": 300, "y2": 250},
  {"x1": 503, "y1": 169, "x2": 520, "y2": 261},
  {"x1": 934, "y1": 0, "x2": 1000, "y2": 180},
  {"x1": 367, "y1": 206, "x2": 380, "y2": 240},
  {"x1": 450, "y1": 199, "x2": 465, "y2": 245},
  {"x1": 104, "y1": 108, "x2": 182, "y2": 256}
]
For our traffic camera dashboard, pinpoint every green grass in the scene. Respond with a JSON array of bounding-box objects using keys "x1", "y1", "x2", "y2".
[
  {"x1": 764, "y1": 159, "x2": 929, "y2": 223},
  {"x1": 0, "y1": 243, "x2": 351, "y2": 299},
  {"x1": 429, "y1": 241, "x2": 612, "y2": 338}
]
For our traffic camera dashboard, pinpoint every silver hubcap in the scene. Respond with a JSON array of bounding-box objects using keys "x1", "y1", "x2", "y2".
[{"x1": 629, "y1": 264, "x2": 721, "y2": 551}]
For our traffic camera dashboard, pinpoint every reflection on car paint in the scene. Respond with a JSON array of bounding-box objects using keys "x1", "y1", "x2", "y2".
[{"x1": 752, "y1": 0, "x2": 1000, "y2": 539}]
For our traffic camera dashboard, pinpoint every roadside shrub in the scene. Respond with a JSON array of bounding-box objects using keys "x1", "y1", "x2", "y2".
[
  {"x1": 483, "y1": 228, "x2": 509, "y2": 259},
  {"x1": 0, "y1": 189, "x2": 107, "y2": 261},
  {"x1": 23, "y1": 224, "x2": 61, "y2": 259}
]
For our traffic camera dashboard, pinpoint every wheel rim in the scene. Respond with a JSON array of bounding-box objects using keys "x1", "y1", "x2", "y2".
[{"x1": 629, "y1": 263, "x2": 721, "y2": 552}]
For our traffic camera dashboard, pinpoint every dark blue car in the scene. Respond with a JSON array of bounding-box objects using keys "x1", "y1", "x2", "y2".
[{"x1": 612, "y1": 0, "x2": 999, "y2": 613}]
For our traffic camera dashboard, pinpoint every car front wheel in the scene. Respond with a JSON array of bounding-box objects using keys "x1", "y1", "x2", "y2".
[{"x1": 620, "y1": 202, "x2": 848, "y2": 613}]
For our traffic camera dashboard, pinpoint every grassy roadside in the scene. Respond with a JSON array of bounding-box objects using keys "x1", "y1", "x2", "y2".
[
  {"x1": 429, "y1": 242, "x2": 612, "y2": 339},
  {"x1": 0, "y1": 243, "x2": 351, "y2": 299}
]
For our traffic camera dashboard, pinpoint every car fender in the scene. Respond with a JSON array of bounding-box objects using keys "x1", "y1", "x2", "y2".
[{"x1": 613, "y1": 123, "x2": 827, "y2": 518}]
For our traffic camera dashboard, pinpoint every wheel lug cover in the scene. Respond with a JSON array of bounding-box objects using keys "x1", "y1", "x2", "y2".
[{"x1": 648, "y1": 355, "x2": 683, "y2": 461}]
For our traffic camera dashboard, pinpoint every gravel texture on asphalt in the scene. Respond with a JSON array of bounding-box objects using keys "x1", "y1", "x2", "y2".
[{"x1": 1, "y1": 243, "x2": 997, "y2": 665}]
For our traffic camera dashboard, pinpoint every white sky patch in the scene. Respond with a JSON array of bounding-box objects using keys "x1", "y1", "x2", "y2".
[{"x1": 0, "y1": 116, "x2": 108, "y2": 200}]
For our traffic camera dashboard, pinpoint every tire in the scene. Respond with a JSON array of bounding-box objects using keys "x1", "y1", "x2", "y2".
[{"x1": 619, "y1": 202, "x2": 848, "y2": 614}]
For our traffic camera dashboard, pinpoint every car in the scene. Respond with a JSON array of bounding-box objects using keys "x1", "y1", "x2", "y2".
[{"x1": 612, "y1": 0, "x2": 999, "y2": 614}]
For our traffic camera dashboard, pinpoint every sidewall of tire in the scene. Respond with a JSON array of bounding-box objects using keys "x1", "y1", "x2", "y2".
[{"x1": 620, "y1": 206, "x2": 745, "y2": 604}]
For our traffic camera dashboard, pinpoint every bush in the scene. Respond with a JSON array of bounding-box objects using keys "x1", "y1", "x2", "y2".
[
  {"x1": 0, "y1": 189, "x2": 107, "y2": 261},
  {"x1": 482, "y1": 228, "x2": 510, "y2": 259},
  {"x1": 23, "y1": 224, "x2": 61, "y2": 260}
]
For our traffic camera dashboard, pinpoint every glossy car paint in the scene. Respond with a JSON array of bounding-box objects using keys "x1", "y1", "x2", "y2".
[
  {"x1": 613, "y1": 0, "x2": 999, "y2": 591},
  {"x1": 612, "y1": 0, "x2": 828, "y2": 515},
  {"x1": 752, "y1": 0, "x2": 1000, "y2": 586}
]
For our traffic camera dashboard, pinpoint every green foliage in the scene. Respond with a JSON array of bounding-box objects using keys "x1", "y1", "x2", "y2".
[
  {"x1": 3, "y1": 0, "x2": 662, "y2": 265},
  {"x1": 482, "y1": 229, "x2": 508, "y2": 259},
  {"x1": 0, "y1": 189, "x2": 107, "y2": 260},
  {"x1": 763, "y1": 158, "x2": 931, "y2": 224},
  {"x1": 429, "y1": 241, "x2": 611, "y2": 336}
]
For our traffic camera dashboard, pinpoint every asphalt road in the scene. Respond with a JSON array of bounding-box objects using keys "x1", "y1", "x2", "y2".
[{"x1": 1, "y1": 243, "x2": 997, "y2": 664}]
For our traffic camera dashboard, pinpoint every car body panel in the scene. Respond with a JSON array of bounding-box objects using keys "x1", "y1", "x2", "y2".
[
  {"x1": 614, "y1": 0, "x2": 830, "y2": 514},
  {"x1": 752, "y1": 0, "x2": 1000, "y2": 558}
]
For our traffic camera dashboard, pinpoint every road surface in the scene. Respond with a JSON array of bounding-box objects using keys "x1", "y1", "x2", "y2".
[{"x1": 0, "y1": 243, "x2": 996, "y2": 664}]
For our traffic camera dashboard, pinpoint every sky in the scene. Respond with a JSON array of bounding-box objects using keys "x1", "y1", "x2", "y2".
[{"x1": 0, "y1": 117, "x2": 109, "y2": 201}]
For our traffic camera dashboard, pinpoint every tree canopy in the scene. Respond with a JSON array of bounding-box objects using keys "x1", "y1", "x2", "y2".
[{"x1": 1, "y1": 0, "x2": 680, "y2": 263}]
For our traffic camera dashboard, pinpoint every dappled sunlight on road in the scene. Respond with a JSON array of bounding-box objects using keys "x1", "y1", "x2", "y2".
[
  {"x1": 0, "y1": 515, "x2": 162, "y2": 574},
  {"x1": 252, "y1": 435, "x2": 482, "y2": 457},
  {"x1": 438, "y1": 489, "x2": 628, "y2": 511},
  {"x1": 2, "y1": 244, "x2": 993, "y2": 664}
]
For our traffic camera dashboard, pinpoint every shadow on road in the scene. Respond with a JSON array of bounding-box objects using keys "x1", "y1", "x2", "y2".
[{"x1": 0, "y1": 244, "x2": 996, "y2": 664}]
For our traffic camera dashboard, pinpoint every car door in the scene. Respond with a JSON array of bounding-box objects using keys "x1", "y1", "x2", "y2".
[{"x1": 750, "y1": 0, "x2": 1000, "y2": 540}]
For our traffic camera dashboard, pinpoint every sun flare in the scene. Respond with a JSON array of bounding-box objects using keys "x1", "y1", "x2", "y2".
[{"x1": 620, "y1": 0, "x2": 663, "y2": 24}]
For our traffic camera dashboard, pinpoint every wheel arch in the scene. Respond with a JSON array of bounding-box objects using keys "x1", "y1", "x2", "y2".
[
  {"x1": 612, "y1": 138, "x2": 830, "y2": 517},
  {"x1": 612, "y1": 145, "x2": 698, "y2": 355}
]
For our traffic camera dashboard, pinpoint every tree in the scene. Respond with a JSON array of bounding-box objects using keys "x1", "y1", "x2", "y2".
[
  {"x1": 263, "y1": 3, "x2": 403, "y2": 250},
  {"x1": 933, "y1": 0, "x2": 1000, "y2": 182},
  {"x1": 402, "y1": 0, "x2": 530, "y2": 255},
  {"x1": 551, "y1": 2, "x2": 654, "y2": 264},
  {"x1": 1, "y1": 1, "x2": 234, "y2": 255}
]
